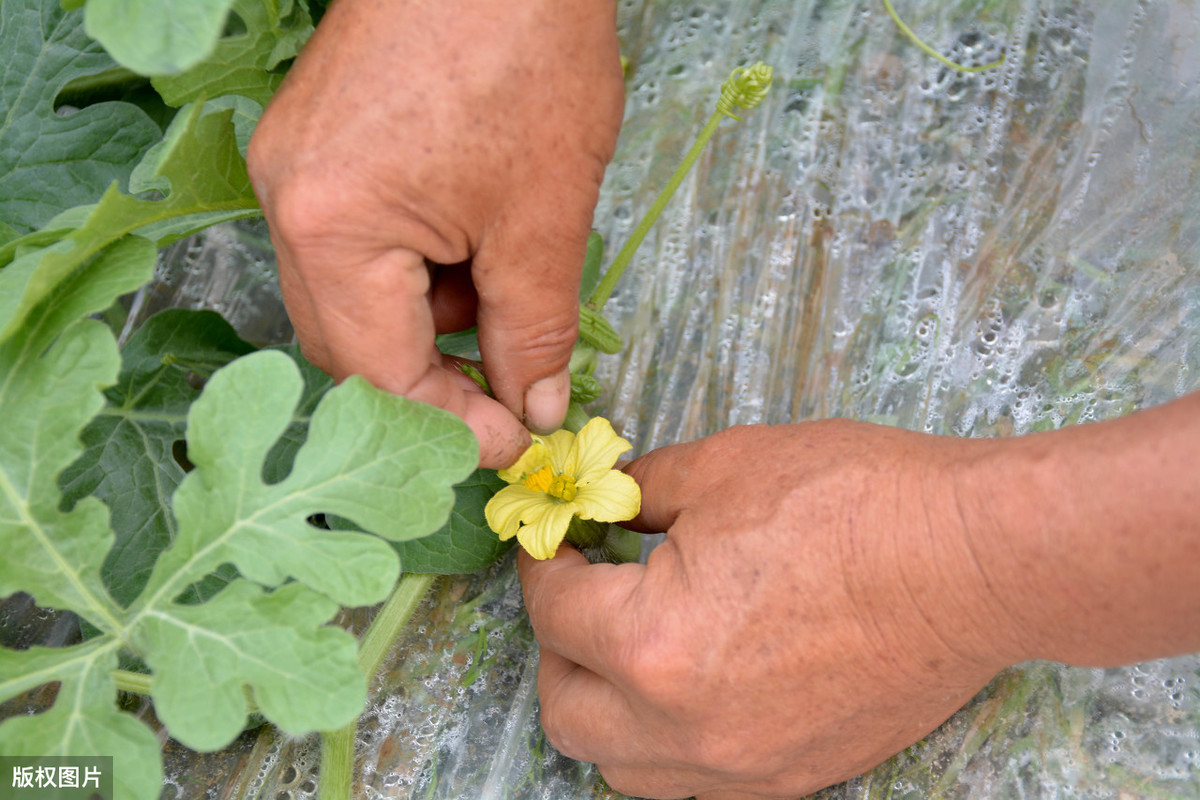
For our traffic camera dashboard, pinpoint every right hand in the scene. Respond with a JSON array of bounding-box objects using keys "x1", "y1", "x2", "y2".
[
  {"x1": 519, "y1": 420, "x2": 1020, "y2": 799},
  {"x1": 517, "y1": 395, "x2": 1200, "y2": 799},
  {"x1": 247, "y1": 0, "x2": 625, "y2": 467}
]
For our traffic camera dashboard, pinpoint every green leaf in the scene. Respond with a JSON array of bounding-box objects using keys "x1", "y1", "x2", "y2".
[
  {"x1": 436, "y1": 328, "x2": 481, "y2": 360},
  {"x1": 129, "y1": 96, "x2": 261, "y2": 193},
  {"x1": 0, "y1": 234, "x2": 156, "y2": 356},
  {"x1": 133, "y1": 350, "x2": 477, "y2": 611},
  {"x1": 83, "y1": 0, "x2": 237, "y2": 76},
  {"x1": 0, "y1": 640, "x2": 162, "y2": 800},
  {"x1": 0, "y1": 0, "x2": 161, "y2": 235},
  {"x1": 58, "y1": 309, "x2": 257, "y2": 606},
  {"x1": 205, "y1": 94, "x2": 263, "y2": 157},
  {"x1": 133, "y1": 580, "x2": 364, "y2": 750},
  {"x1": 0, "y1": 99, "x2": 259, "y2": 346},
  {"x1": 390, "y1": 468, "x2": 515, "y2": 574},
  {"x1": 151, "y1": 0, "x2": 315, "y2": 107},
  {"x1": 0, "y1": 274, "x2": 137, "y2": 631},
  {"x1": 258, "y1": 343, "x2": 334, "y2": 485},
  {"x1": 3, "y1": 338, "x2": 477, "y2": 786},
  {"x1": 115, "y1": 350, "x2": 475, "y2": 748}
]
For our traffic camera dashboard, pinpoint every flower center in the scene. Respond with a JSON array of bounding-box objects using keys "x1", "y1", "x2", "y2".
[{"x1": 523, "y1": 466, "x2": 578, "y2": 502}]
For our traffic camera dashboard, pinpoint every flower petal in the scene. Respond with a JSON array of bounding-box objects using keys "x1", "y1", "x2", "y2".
[
  {"x1": 573, "y1": 417, "x2": 633, "y2": 483},
  {"x1": 485, "y1": 485, "x2": 554, "y2": 540},
  {"x1": 540, "y1": 429, "x2": 578, "y2": 475},
  {"x1": 517, "y1": 502, "x2": 578, "y2": 560},
  {"x1": 497, "y1": 440, "x2": 552, "y2": 484},
  {"x1": 574, "y1": 470, "x2": 641, "y2": 523}
]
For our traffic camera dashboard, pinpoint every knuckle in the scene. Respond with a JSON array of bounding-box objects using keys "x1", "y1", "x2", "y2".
[
  {"x1": 690, "y1": 733, "x2": 763, "y2": 781},
  {"x1": 264, "y1": 180, "x2": 342, "y2": 247},
  {"x1": 619, "y1": 623, "x2": 699, "y2": 712},
  {"x1": 526, "y1": 315, "x2": 580, "y2": 355},
  {"x1": 537, "y1": 699, "x2": 585, "y2": 760},
  {"x1": 500, "y1": 314, "x2": 580, "y2": 370}
]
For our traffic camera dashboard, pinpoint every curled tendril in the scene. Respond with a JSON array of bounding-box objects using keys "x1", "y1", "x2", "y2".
[
  {"x1": 716, "y1": 61, "x2": 774, "y2": 121},
  {"x1": 883, "y1": 0, "x2": 1005, "y2": 74},
  {"x1": 587, "y1": 59, "x2": 774, "y2": 311}
]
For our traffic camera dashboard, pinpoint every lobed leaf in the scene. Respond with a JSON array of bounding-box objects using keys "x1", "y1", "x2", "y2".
[
  {"x1": 0, "y1": 99, "x2": 258, "y2": 348},
  {"x1": 133, "y1": 350, "x2": 477, "y2": 611},
  {"x1": 3, "y1": 337, "x2": 478, "y2": 792},
  {"x1": 0, "y1": 320, "x2": 120, "y2": 624},
  {"x1": 132, "y1": 580, "x2": 364, "y2": 750},
  {"x1": 58, "y1": 309, "x2": 257, "y2": 606},
  {"x1": 151, "y1": 0, "x2": 314, "y2": 107},
  {"x1": 0, "y1": 640, "x2": 162, "y2": 800},
  {"x1": 0, "y1": 0, "x2": 161, "y2": 236},
  {"x1": 109, "y1": 349, "x2": 476, "y2": 747},
  {"x1": 0, "y1": 230, "x2": 154, "y2": 630}
]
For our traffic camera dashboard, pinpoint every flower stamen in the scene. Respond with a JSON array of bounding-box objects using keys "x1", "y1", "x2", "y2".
[
  {"x1": 522, "y1": 466, "x2": 579, "y2": 502},
  {"x1": 523, "y1": 465, "x2": 554, "y2": 494}
]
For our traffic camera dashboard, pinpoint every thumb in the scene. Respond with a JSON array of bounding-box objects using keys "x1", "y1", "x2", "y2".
[{"x1": 472, "y1": 221, "x2": 588, "y2": 434}]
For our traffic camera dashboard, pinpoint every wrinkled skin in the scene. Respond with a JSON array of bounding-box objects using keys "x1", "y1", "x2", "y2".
[
  {"x1": 247, "y1": 0, "x2": 624, "y2": 467},
  {"x1": 520, "y1": 400, "x2": 1200, "y2": 800}
]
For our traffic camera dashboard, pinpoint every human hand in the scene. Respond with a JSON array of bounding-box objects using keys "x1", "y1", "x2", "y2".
[
  {"x1": 247, "y1": 0, "x2": 624, "y2": 468},
  {"x1": 517, "y1": 420, "x2": 1025, "y2": 799}
]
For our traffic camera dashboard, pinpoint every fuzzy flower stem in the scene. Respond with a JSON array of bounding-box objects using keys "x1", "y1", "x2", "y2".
[
  {"x1": 883, "y1": 0, "x2": 1005, "y2": 73},
  {"x1": 319, "y1": 573, "x2": 437, "y2": 800},
  {"x1": 318, "y1": 727, "x2": 355, "y2": 800},
  {"x1": 587, "y1": 62, "x2": 772, "y2": 312}
]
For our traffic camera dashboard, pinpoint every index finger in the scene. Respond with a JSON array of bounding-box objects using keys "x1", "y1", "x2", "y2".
[
  {"x1": 275, "y1": 240, "x2": 532, "y2": 467},
  {"x1": 517, "y1": 545, "x2": 645, "y2": 682},
  {"x1": 620, "y1": 438, "x2": 704, "y2": 533}
]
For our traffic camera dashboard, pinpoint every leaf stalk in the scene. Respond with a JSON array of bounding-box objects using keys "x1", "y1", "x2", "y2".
[{"x1": 318, "y1": 572, "x2": 437, "y2": 800}]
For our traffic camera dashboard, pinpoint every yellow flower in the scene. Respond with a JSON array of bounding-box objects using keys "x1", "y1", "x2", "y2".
[{"x1": 485, "y1": 417, "x2": 641, "y2": 560}]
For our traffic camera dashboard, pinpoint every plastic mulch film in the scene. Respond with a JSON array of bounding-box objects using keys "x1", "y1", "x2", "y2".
[{"x1": 119, "y1": 1, "x2": 1200, "y2": 798}]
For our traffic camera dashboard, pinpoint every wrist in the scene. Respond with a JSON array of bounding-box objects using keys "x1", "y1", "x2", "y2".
[{"x1": 962, "y1": 395, "x2": 1200, "y2": 668}]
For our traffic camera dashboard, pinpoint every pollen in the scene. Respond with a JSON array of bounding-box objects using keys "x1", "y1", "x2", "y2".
[{"x1": 523, "y1": 466, "x2": 578, "y2": 502}]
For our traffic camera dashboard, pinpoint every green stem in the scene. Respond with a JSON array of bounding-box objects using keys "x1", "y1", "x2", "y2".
[
  {"x1": 111, "y1": 668, "x2": 153, "y2": 696},
  {"x1": 318, "y1": 727, "x2": 356, "y2": 800},
  {"x1": 587, "y1": 110, "x2": 725, "y2": 311},
  {"x1": 318, "y1": 573, "x2": 437, "y2": 800},
  {"x1": 356, "y1": 573, "x2": 437, "y2": 677},
  {"x1": 882, "y1": 0, "x2": 1005, "y2": 74},
  {"x1": 112, "y1": 667, "x2": 262, "y2": 716}
]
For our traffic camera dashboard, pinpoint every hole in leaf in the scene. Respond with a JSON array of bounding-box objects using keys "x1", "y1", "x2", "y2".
[
  {"x1": 222, "y1": 10, "x2": 248, "y2": 37},
  {"x1": 306, "y1": 514, "x2": 330, "y2": 530},
  {"x1": 172, "y1": 440, "x2": 195, "y2": 473}
]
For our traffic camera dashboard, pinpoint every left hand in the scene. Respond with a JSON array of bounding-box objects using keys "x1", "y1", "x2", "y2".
[{"x1": 247, "y1": 0, "x2": 624, "y2": 467}]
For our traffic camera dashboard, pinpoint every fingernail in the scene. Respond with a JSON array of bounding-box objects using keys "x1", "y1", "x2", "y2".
[{"x1": 523, "y1": 371, "x2": 570, "y2": 434}]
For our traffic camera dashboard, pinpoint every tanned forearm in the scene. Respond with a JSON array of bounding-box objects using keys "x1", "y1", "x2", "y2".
[{"x1": 969, "y1": 392, "x2": 1200, "y2": 667}]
